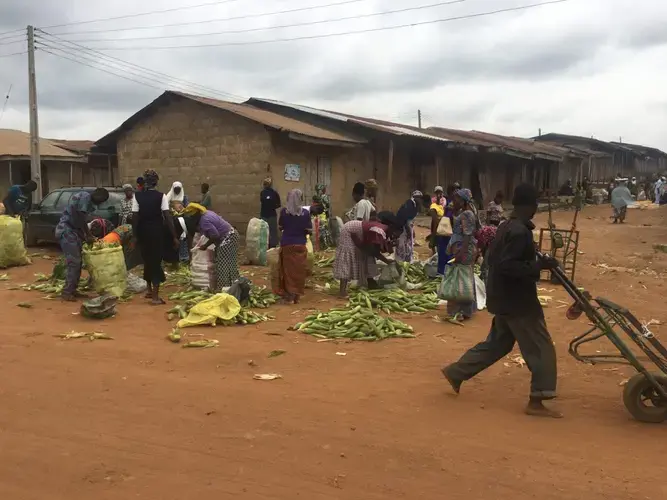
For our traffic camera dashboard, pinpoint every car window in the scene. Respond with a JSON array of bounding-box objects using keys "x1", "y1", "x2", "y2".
[
  {"x1": 55, "y1": 191, "x2": 73, "y2": 211},
  {"x1": 97, "y1": 192, "x2": 123, "y2": 210},
  {"x1": 39, "y1": 191, "x2": 60, "y2": 210}
]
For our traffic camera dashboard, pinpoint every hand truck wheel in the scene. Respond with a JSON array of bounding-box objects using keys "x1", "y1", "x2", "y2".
[{"x1": 622, "y1": 373, "x2": 667, "y2": 423}]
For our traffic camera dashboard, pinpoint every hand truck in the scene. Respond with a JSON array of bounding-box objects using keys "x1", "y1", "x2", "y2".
[{"x1": 548, "y1": 260, "x2": 667, "y2": 423}]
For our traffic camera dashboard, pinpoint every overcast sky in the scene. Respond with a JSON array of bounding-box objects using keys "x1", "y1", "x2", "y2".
[{"x1": 0, "y1": 0, "x2": 666, "y2": 150}]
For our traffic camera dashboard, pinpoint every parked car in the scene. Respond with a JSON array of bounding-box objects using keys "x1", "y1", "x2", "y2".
[{"x1": 24, "y1": 186, "x2": 125, "y2": 246}]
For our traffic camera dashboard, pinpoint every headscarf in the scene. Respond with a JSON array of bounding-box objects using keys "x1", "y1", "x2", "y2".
[
  {"x1": 122, "y1": 183, "x2": 133, "y2": 191},
  {"x1": 167, "y1": 181, "x2": 185, "y2": 203},
  {"x1": 286, "y1": 189, "x2": 303, "y2": 216},
  {"x1": 143, "y1": 169, "x2": 159, "y2": 189},
  {"x1": 411, "y1": 190, "x2": 423, "y2": 200},
  {"x1": 182, "y1": 202, "x2": 207, "y2": 216},
  {"x1": 263, "y1": 177, "x2": 272, "y2": 188},
  {"x1": 455, "y1": 188, "x2": 473, "y2": 204}
]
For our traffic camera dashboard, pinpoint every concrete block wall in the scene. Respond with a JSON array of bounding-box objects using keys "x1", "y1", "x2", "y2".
[
  {"x1": 117, "y1": 98, "x2": 272, "y2": 232},
  {"x1": 268, "y1": 133, "x2": 374, "y2": 218}
]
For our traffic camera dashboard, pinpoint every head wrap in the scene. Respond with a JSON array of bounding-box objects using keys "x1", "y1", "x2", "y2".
[
  {"x1": 136, "y1": 176, "x2": 144, "y2": 185},
  {"x1": 286, "y1": 189, "x2": 304, "y2": 216},
  {"x1": 434, "y1": 186, "x2": 444, "y2": 193},
  {"x1": 263, "y1": 177, "x2": 272, "y2": 188},
  {"x1": 455, "y1": 188, "x2": 472, "y2": 203},
  {"x1": 315, "y1": 184, "x2": 326, "y2": 195},
  {"x1": 411, "y1": 190, "x2": 423, "y2": 199},
  {"x1": 143, "y1": 169, "x2": 159, "y2": 189},
  {"x1": 122, "y1": 183, "x2": 133, "y2": 190},
  {"x1": 167, "y1": 181, "x2": 185, "y2": 203},
  {"x1": 182, "y1": 202, "x2": 207, "y2": 217}
]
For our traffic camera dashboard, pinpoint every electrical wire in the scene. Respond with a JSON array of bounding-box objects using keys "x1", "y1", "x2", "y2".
[
  {"x1": 0, "y1": 28, "x2": 24, "y2": 38},
  {"x1": 0, "y1": 50, "x2": 26, "y2": 59},
  {"x1": 0, "y1": 38, "x2": 25, "y2": 48},
  {"x1": 63, "y1": 0, "x2": 468, "y2": 43},
  {"x1": 41, "y1": 0, "x2": 245, "y2": 29},
  {"x1": 50, "y1": 0, "x2": 388, "y2": 36},
  {"x1": 38, "y1": 47, "x2": 166, "y2": 92},
  {"x1": 35, "y1": 36, "x2": 244, "y2": 101},
  {"x1": 0, "y1": 84, "x2": 13, "y2": 123},
  {"x1": 69, "y1": 0, "x2": 568, "y2": 51},
  {"x1": 0, "y1": 32, "x2": 26, "y2": 44}
]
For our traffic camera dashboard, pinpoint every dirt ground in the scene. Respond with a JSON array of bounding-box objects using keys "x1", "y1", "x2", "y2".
[{"x1": 1, "y1": 205, "x2": 666, "y2": 500}]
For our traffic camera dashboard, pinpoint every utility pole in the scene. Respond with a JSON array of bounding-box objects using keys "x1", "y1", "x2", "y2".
[
  {"x1": 417, "y1": 109, "x2": 422, "y2": 129},
  {"x1": 27, "y1": 25, "x2": 42, "y2": 202}
]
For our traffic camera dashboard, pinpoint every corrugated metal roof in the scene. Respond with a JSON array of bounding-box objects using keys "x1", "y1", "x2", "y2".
[
  {"x1": 48, "y1": 139, "x2": 95, "y2": 154},
  {"x1": 174, "y1": 92, "x2": 366, "y2": 145},
  {"x1": 0, "y1": 129, "x2": 86, "y2": 161},
  {"x1": 249, "y1": 98, "x2": 452, "y2": 143}
]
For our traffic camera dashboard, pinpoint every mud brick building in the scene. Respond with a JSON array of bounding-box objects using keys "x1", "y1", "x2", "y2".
[{"x1": 95, "y1": 91, "x2": 372, "y2": 231}]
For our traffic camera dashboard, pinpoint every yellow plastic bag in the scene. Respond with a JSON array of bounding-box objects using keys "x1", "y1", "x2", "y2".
[
  {"x1": 177, "y1": 293, "x2": 241, "y2": 328},
  {"x1": 306, "y1": 235, "x2": 314, "y2": 276},
  {"x1": 0, "y1": 215, "x2": 30, "y2": 268},
  {"x1": 82, "y1": 245, "x2": 127, "y2": 297}
]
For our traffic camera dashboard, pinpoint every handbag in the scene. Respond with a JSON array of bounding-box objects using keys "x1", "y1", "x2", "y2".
[
  {"x1": 438, "y1": 263, "x2": 475, "y2": 302},
  {"x1": 436, "y1": 216, "x2": 453, "y2": 236}
]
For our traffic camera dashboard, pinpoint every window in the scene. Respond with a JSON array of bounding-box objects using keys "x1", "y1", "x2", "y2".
[
  {"x1": 55, "y1": 192, "x2": 73, "y2": 211},
  {"x1": 39, "y1": 191, "x2": 60, "y2": 210}
]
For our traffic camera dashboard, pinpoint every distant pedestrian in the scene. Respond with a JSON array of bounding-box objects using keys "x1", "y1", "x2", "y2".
[
  {"x1": 260, "y1": 177, "x2": 281, "y2": 249},
  {"x1": 442, "y1": 183, "x2": 562, "y2": 419},
  {"x1": 200, "y1": 183, "x2": 212, "y2": 209},
  {"x1": 119, "y1": 184, "x2": 134, "y2": 226}
]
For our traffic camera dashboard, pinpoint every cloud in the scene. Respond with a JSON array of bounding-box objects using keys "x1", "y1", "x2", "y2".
[{"x1": 0, "y1": 0, "x2": 665, "y2": 152}]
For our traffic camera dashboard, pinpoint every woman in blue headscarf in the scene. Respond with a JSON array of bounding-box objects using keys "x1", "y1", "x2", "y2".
[{"x1": 446, "y1": 188, "x2": 478, "y2": 320}]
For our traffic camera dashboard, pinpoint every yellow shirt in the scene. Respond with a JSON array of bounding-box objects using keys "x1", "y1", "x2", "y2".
[{"x1": 430, "y1": 203, "x2": 445, "y2": 217}]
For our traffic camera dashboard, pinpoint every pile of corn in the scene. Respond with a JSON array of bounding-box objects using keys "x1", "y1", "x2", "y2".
[
  {"x1": 348, "y1": 288, "x2": 439, "y2": 314},
  {"x1": 293, "y1": 305, "x2": 415, "y2": 341},
  {"x1": 315, "y1": 254, "x2": 336, "y2": 267},
  {"x1": 19, "y1": 268, "x2": 87, "y2": 296},
  {"x1": 248, "y1": 286, "x2": 278, "y2": 308},
  {"x1": 402, "y1": 262, "x2": 427, "y2": 283},
  {"x1": 165, "y1": 266, "x2": 192, "y2": 286},
  {"x1": 83, "y1": 241, "x2": 120, "y2": 251}
]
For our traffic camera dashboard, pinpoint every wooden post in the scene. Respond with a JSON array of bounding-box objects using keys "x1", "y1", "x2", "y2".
[
  {"x1": 435, "y1": 155, "x2": 441, "y2": 186},
  {"x1": 8, "y1": 160, "x2": 12, "y2": 186},
  {"x1": 107, "y1": 155, "x2": 113, "y2": 185},
  {"x1": 69, "y1": 163, "x2": 73, "y2": 186},
  {"x1": 387, "y1": 139, "x2": 394, "y2": 197}
]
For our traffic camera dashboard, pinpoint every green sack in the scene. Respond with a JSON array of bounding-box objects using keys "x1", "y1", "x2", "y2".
[
  {"x1": 438, "y1": 263, "x2": 475, "y2": 302},
  {"x1": 82, "y1": 245, "x2": 127, "y2": 298},
  {"x1": 245, "y1": 218, "x2": 269, "y2": 266},
  {"x1": 0, "y1": 215, "x2": 30, "y2": 269}
]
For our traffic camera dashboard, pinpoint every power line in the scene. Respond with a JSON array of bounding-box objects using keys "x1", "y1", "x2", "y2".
[
  {"x1": 49, "y1": 0, "x2": 375, "y2": 36},
  {"x1": 0, "y1": 38, "x2": 25, "y2": 47},
  {"x1": 35, "y1": 33, "x2": 244, "y2": 100},
  {"x1": 0, "y1": 50, "x2": 26, "y2": 59},
  {"x1": 0, "y1": 32, "x2": 26, "y2": 43},
  {"x1": 41, "y1": 0, "x2": 244, "y2": 29},
  {"x1": 37, "y1": 41, "x2": 238, "y2": 99},
  {"x1": 74, "y1": 0, "x2": 569, "y2": 51},
  {"x1": 0, "y1": 84, "x2": 13, "y2": 123},
  {"x1": 64, "y1": 0, "x2": 468, "y2": 43},
  {"x1": 0, "y1": 28, "x2": 23, "y2": 38},
  {"x1": 38, "y1": 47, "x2": 166, "y2": 93}
]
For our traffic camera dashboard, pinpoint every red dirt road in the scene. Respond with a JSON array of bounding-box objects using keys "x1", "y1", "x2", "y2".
[{"x1": 1, "y1": 205, "x2": 665, "y2": 500}]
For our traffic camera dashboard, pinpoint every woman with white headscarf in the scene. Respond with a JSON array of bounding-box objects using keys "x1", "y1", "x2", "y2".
[
  {"x1": 166, "y1": 181, "x2": 188, "y2": 211},
  {"x1": 166, "y1": 181, "x2": 189, "y2": 262}
]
